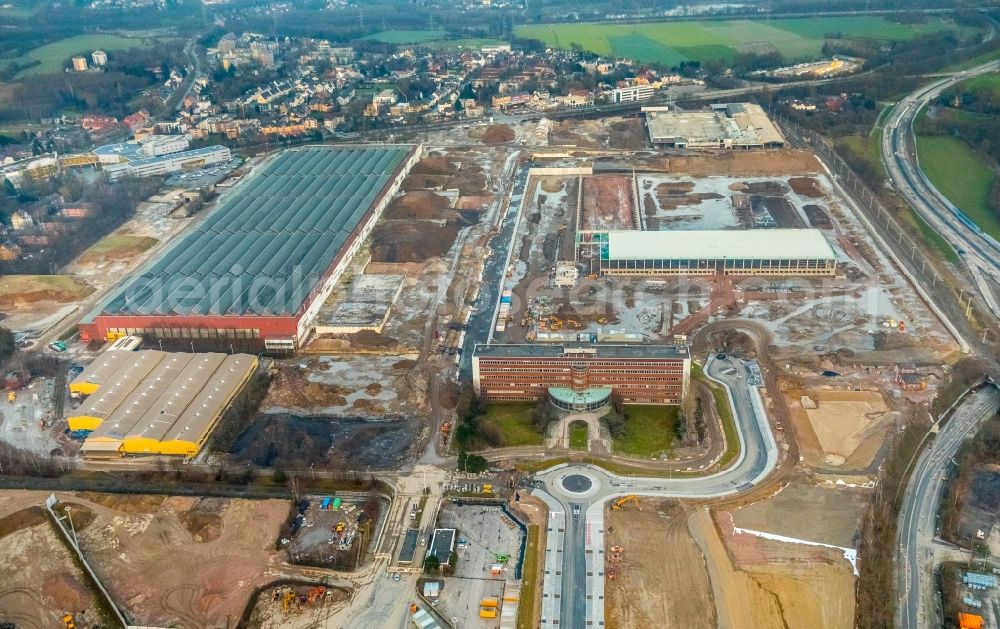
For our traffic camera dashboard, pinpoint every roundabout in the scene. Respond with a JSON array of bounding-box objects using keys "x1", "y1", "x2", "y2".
[
  {"x1": 532, "y1": 354, "x2": 780, "y2": 628},
  {"x1": 560, "y1": 473, "x2": 593, "y2": 494}
]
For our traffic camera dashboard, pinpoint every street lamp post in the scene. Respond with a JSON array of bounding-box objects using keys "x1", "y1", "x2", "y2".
[{"x1": 65, "y1": 506, "x2": 76, "y2": 545}]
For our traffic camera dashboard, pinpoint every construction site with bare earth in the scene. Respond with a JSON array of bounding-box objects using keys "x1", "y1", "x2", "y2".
[{"x1": 0, "y1": 104, "x2": 984, "y2": 629}]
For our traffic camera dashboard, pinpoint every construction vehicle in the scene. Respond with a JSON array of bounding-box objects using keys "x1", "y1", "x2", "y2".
[
  {"x1": 281, "y1": 590, "x2": 296, "y2": 613},
  {"x1": 480, "y1": 606, "x2": 497, "y2": 619},
  {"x1": 597, "y1": 317, "x2": 608, "y2": 325},
  {"x1": 482, "y1": 484, "x2": 492, "y2": 495},
  {"x1": 611, "y1": 495, "x2": 640, "y2": 511},
  {"x1": 6, "y1": 391, "x2": 14, "y2": 403},
  {"x1": 306, "y1": 586, "x2": 326, "y2": 604},
  {"x1": 62, "y1": 614, "x2": 76, "y2": 629},
  {"x1": 335, "y1": 521, "x2": 346, "y2": 534}
]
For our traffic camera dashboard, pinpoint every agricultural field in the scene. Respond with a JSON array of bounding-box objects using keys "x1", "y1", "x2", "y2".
[
  {"x1": 362, "y1": 29, "x2": 447, "y2": 44},
  {"x1": 916, "y1": 135, "x2": 1000, "y2": 240},
  {"x1": 515, "y1": 16, "x2": 963, "y2": 66},
  {"x1": 362, "y1": 29, "x2": 508, "y2": 50},
  {"x1": 13, "y1": 34, "x2": 168, "y2": 77}
]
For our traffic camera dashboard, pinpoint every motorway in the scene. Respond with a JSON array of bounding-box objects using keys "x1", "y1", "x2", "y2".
[
  {"x1": 897, "y1": 384, "x2": 1000, "y2": 629},
  {"x1": 881, "y1": 59, "x2": 1000, "y2": 319},
  {"x1": 532, "y1": 354, "x2": 780, "y2": 627}
]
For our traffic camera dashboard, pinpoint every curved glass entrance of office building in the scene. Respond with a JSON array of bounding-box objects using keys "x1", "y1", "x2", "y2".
[{"x1": 548, "y1": 386, "x2": 612, "y2": 412}]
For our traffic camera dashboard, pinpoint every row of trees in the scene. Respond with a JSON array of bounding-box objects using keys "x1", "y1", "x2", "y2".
[{"x1": 0, "y1": 173, "x2": 164, "y2": 275}]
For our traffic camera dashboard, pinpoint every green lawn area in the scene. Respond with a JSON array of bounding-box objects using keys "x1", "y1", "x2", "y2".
[
  {"x1": 839, "y1": 131, "x2": 883, "y2": 170},
  {"x1": 479, "y1": 402, "x2": 544, "y2": 447},
  {"x1": 568, "y1": 420, "x2": 588, "y2": 450},
  {"x1": 363, "y1": 29, "x2": 447, "y2": 44},
  {"x1": 612, "y1": 405, "x2": 678, "y2": 457},
  {"x1": 14, "y1": 34, "x2": 167, "y2": 77},
  {"x1": 515, "y1": 16, "x2": 961, "y2": 67},
  {"x1": 516, "y1": 524, "x2": 541, "y2": 629},
  {"x1": 916, "y1": 135, "x2": 1000, "y2": 240}
]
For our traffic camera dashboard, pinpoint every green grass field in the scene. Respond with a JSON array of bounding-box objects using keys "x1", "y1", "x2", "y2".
[
  {"x1": 14, "y1": 34, "x2": 165, "y2": 77},
  {"x1": 568, "y1": 420, "x2": 588, "y2": 450},
  {"x1": 612, "y1": 405, "x2": 678, "y2": 457},
  {"x1": 479, "y1": 402, "x2": 544, "y2": 447},
  {"x1": 916, "y1": 135, "x2": 1000, "y2": 240},
  {"x1": 953, "y1": 72, "x2": 1000, "y2": 102},
  {"x1": 515, "y1": 16, "x2": 959, "y2": 66}
]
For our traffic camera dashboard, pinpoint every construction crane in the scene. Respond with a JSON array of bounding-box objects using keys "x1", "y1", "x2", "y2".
[{"x1": 611, "y1": 495, "x2": 640, "y2": 511}]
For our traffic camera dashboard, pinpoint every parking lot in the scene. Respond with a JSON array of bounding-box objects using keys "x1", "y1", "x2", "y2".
[
  {"x1": 434, "y1": 502, "x2": 524, "y2": 627},
  {"x1": 164, "y1": 157, "x2": 242, "y2": 188}
]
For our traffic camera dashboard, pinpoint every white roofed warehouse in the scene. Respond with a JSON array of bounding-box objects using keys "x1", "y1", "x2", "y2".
[{"x1": 598, "y1": 229, "x2": 837, "y2": 276}]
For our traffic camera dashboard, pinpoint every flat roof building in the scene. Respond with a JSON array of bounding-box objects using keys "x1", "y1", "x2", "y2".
[
  {"x1": 79, "y1": 145, "x2": 420, "y2": 350},
  {"x1": 74, "y1": 351, "x2": 257, "y2": 457},
  {"x1": 429, "y1": 528, "x2": 457, "y2": 566},
  {"x1": 598, "y1": 229, "x2": 837, "y2": 276},
  {"x1": 644, "y1": 103, "x2": 784, "y2": 149},
  {"x1": 473, "y1": 343, "x2": 690, "y2": 408}
]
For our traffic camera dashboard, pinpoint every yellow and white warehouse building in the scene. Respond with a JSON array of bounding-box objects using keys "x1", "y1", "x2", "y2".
[{"x1": 68, "y1": 349, "x2": 257, "y2": 457}]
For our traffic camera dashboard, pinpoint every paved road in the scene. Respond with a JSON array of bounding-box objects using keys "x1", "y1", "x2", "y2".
[
  {"x1": 897, "y1": 384, "x2": 1000, "y2": 629},
  {"x1": 881, "y1": 59, "x2": 1000, "y2": 318},
  {"x1": 533, "y1": 354, "x2": 779, "y2": 627}
]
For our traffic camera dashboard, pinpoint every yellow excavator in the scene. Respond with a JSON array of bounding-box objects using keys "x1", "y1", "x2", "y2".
[
  {"x1": 281, "y1": 590, "x2": 296, "y2": 613},
  {"x1": 611, "y1": 495, "x2": 640, "y2": 511}
]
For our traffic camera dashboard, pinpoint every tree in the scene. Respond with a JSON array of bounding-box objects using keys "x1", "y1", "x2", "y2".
[
  {"x1": 458, "y1": 450, "x2": 489, "y2": 473},
  {"x1": 530, "y1": 399, "x2": 556, "y2": 434},
  {"x1": 0, "y1": 327, "x2": 14, "y2": 363},
  {"x1": 423, "y1": 554, "x2": 440, "y2": 574},
  {"x1": 601, "y1": 411, "x2": 627, "y2": 439}
]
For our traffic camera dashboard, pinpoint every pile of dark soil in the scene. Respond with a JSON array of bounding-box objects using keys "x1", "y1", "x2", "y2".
[
  {"x1": 370, "y1": 220, "x2": 459, "y2": 263},
  {"x1": 469, "y1": 124, "x2": 515, "y2": 144},
  {"x1": 384, "y1": 190, "x2": 451, "y2": 220},
  {"x1": 411, "y1": 155, "x2": 452, "y2": 175},
  {"x1": 230, "y1": 414, "x2": 418, "y2": 469},
  {"x1": 788, "y1": 177, "x2": 824, "y2": 198}
]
